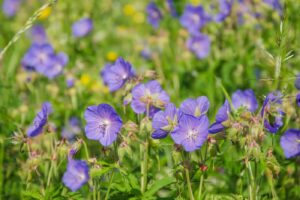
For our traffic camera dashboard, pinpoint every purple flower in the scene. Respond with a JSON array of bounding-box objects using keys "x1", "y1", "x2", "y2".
[
  {"x1": 171, "y1": 114, "x2": 209, "y2": 152},
  {"x1": 30, "y1": 25, "x2": 48, "y2": 45},
  {"x1": 2, "y1": 0, "x2": 21, "y2": 17},
  {"x1": 40, "y1": 52, "x2": 68, "y2": 79},
  {"x1": 62, "y1": 159, "x2": 89, "y2": 191},
  {"x1": 151, "y1": 103, "x2": 178, "y2": 139},
  {"x1": 101, "y1": 58, "x2": 135, "y2": 92},
  {"x1": 22, "y1": 43, "x2": 54, "y2": 72},
  {"x1": 27, "y1": 102, "x2": 52, "y2": 137},
  {"x1": 62, "y1": 117, "x2": 81, "y2": 140},
  {"x1": 84, "y1": 104, "x2": 122, "y2": 146},
  {"x1": 261, "y1": 91, "x2": 284, "y2": 133},
  {"x1": 214, "y1": 0, "x2": 233, "y2": 22},
  {"x1": 146, "y1": 2, "x2": 162, "y2": 28},
  {"x1": 140, "y1": 48, "x2": 152, "y2": 60},
  {"x1": 179, "y1": 96, "x2": 210, "y2": 118},
  {"x1": 131, "y1": 80, "x2": 170, "y2": 116},
  {"x1": 232, "y1": 89, "x2": 258, "y2": 112},
  {"x1": 263, "y1": 0, "x2": 282, "y2": 15},
  {"x1": 72, "y1": 18, "x2": 93, "y2": 38},
  {"x1": 167, "y1": 0, "x2": 177, "y2": 17},
  {"x1": 180, "y1": 4, "x2": 211, "y2": 35},
  {"x1": 296, "y1": 93, "x2": 300, "y2": 107},
  {"x1": 295, "y1": 74, "x2": 300, "y2": 90},
  {"x1": 186, "y1": 34, "x2": 211, "y2": 59},
  {"x1": 208, "y1": 100, "x2": 230, "y2": 134},
  {"x1": 66, "y1": 78, "x2": 75, "y2": 88},
  {"x1": 280, "y1": 129, "x2": 300, "y2": 158}
]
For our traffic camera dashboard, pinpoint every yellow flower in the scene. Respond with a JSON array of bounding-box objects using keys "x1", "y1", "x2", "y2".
[
  {"x1": 80, "y1": 74, "x2": 91, "y2": 86},
  {"x1": 190, "y1": 0, "x2": 201, "y2": 6},
  {"x1": 133, "y1": 12, "x2": 145, "y2": 24},
  {"x1": 38, "y1": 6, "x2": 52, "y2": 20},
  {"x1": 123, "y1": 4, "x2": 136, "y2": 16},
  {"x1": 106, "y1": 51, "x2": 118, "y2": 62}
]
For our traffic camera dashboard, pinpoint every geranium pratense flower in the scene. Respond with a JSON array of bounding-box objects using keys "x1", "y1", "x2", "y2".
[
  {"x1": 171, "y1": 114, "x2": 209, "y2": 152},
  {"x1": 167, "y1": 0, "x2": 177, "y2": 17},
  {"x1": 280, "y1": 129, "x2": 300, "y2": 159},
  {"x1": 179, "y1": 96, "x2": 210, "y2": 118},
  {"x1": 72, "y1": 17, "x2": 93, "y2": 38},
  {"x1": 41, "y1": 52, "x2": 68, "y2": 79},
  {"x1": 261, "y1": 91, "x2": 284, "y2": 133},
  {"x1": 27, "y1": 102, "x2": 52, "y2": 137},
  {"x1": 131, "y1": 80, "x2": 170, "y2": 116},
  {"x1": 180, "y1": 4, "x2": 211, "y2": 35},
  {"x1": 101, "y1": 58, "x2": 135, "y2": 92},
  {"x1": 63, "y1": 155, "x2": 89, "y2": 192},
  {"x1": 263, "y1": 0, "x2": 282, "y2": 15},
  {"x1": 22, "y1": 43, "x2": 54, "y2": 71},
  {"x1": 2, "y1": 0, "x2": 21, "y2": 17},
  {"x1": 84, "y1": 104, "x2": 123, "y2": 146},
  {"x1": 30, "y1": 25, "x2": 48, "y2": 45},
  {"x1": 62, "y1": 117, "x2": 81, "y2": 140},
  {"x1": 146, "y1": 2, "x2": 162, "y2": 28},
  {"x1": 209, "y1": 100, "x2": 230, "y2": 134},
  {"x1": 152, "y1": 103, "x2": 178, "y2": 139},
  {"x1": 214, "y1": 0, "x2": 233, "y2": 22},
  {"x1": 186, "y1": 34, "x2": 211, "y2": 59},
  {"x1": 232, "y1": 89, "x2": 258, "y2": 112}
]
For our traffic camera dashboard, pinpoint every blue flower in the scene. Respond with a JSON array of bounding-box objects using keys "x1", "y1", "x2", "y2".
[
  {"x1": 295, "y1": 74, "x2": 300, "y2": 90},
  {"x1": 179, "y1": 96, "x2": 210, "y2": 118},
  {"x1": 62, "y1": 117, "x2": 81, "y2": 140},
  {"x1": 208, "y1": 100, "x2": 230, "y2": 134},
  {"x1": 171, "y1": 114, "x2": 209, "y2": 152},
  {"x1": 167, "y1": 0, "x2": 177, "y2": 17},
  {"x1": 62, "y1": 159, "x2": 89, "y2": 192},
  {"x1": 180, "y1": 4, "x2": 211, "y2": 35},
  {"x1": 232, "y1": 89, "x2": 258, "y2": 112},
  {"x1": 2, "y1": 0, "x2": 21, "y2": 17},
  {"x1": 131, "y1": 80, "x2": 170, "y2": 116},
  {"x1": 263, "y1": 0, "x2": 282, "y2": 15},
  {"x1": 72, "y1": 18, "x2": 93, "y2": 38},
  {"x1": 84, "y1": 104, "x2": 123, "y2": 146},
  {"x1": 151, "y1": 103, "x2": 178, "y2": 139},
  {"x1": 101, "y1": 58, "x2": 135, "y2": 92},
  {"x1": 186, "y1": 34, "x2": 211, "y2": 59},
  {"x1": 27, "y1": 102, "x2": 52, "y2": 137},
  {"x1": 280, "y1": 129, "x2": 300, "y2": 159},
  {"x1": 296, "y1": 93, "x2": 300, "y2": 107},
  {"x1": 41, "y1": 52, "x2": 69, "y2": 79},
  {"x1": 214, "y1": 0, "x2": 234, "y2": 22},
  {"x1": 30, "y1": 25, "x2": 48, "y2": 45},
  {"x1": 146, "y1": 2, "x2": 163, "y2": 28},
  {"x1": 261, "y1": 91, "x2": 284, "y2": 133}
]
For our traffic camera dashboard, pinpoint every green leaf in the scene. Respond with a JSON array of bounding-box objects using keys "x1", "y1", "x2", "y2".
[
  {"x1": 90, "y1": 166, "x2": 113, "y2": 178},
  {"x1": 143, "y1": 177, "x2": 176, "y2": 198}
]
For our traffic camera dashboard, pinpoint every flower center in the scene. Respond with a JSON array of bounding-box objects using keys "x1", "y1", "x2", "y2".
[{"x1": 187, "y1": 129, "x2": 198, "y2": 140}]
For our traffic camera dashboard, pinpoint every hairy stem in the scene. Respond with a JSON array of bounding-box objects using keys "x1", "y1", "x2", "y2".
[{"x1": 185, "y1": 168, "x2": 195, "y2": 200}]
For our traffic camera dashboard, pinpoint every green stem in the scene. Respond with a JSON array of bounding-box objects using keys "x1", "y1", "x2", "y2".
[
  {"x1": 141, "y1": 139, "x2": 149, "y2": 193},
  {"x1": 198, "y1": 174, "x2": 204, "y2": 200},
  {"x1": 82, "y1": 140, "x2": 90, "y2": 160},
  {"x1": 247, "y1": 161, "x2": 257, "y2": 200},
  {"x1": 185, "y1": 168, "x2": 195, "y2": 200},
  {"x1": 104, "y1": 171, "x2": 115, "y2": 200},
  {"x1": 46, "y1": 161, "x2": 54, "y2": 187}
]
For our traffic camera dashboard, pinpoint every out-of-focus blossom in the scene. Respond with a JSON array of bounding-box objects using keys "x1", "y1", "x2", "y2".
[
  {"x1": 80, "y1": 74, "x2": 91, "y2": 86},
  {"x1": 263, "y1": 0, "x2": 282, "y2": 15},
  {"x1": 27, "y1": 102, "x2": 52, "y2": 137},
  {"x1": 42, "y1": 52, "x2": 68, "y2": 79},
  {"x1": 152, "y1": 103, "x2": 178, "y2": 139},
  {"x1": 123, "y1": 4, "x2": 136, "y2": 16},
  {"x1": 280, "y1": 129, "x2": 300, "y2": 158},
  {"x1": 214, "y1": 0, "x2": 233, "y2": 22},
  {"x1": 146, "y1": 2, "x2": 163, "y2": 28},
  {"x1": 2, "y1": 0, "x2": 21, "y2": 17},
  {"x1": 140, "y1": 48, "x2": 152, "y2": 60},
  {"x1": 30, "y1": 25, "x2": 48, "y2": 45},
  {"x1": 295, "y1": 74, "x2": 300, "y2": 90},
  {"x1": 101, "y1": 58, "x2": 135, "y2": 92},
  {"x1": 171, "y1": 114, "x2": 209, "y2": 152},
  {"x1": 209, "y1": 100, "x2": 230, "y2": 134},
  {"x1": 167, "y1": 0, "x2": 178, "y2": 17},
  {"x1": 232, "y1": 89, "x2": 258, "y2": 112},
  {"x1": 133, "y1": 12, "x2": 145, "y2": 24},
  {"x1": 180, "y1": 4, "x2": 211, "y2": 35},
  {"x1": 72, "y1": 18, "x2": 93, "y2": 38},
  {"x1": 38, "y1": 6, "x2": 52, "y2": 20},
  {"x1": 131, "y1": 80, "x2": 170, "y2": 116},
  {"x1": 106, "y1": 51, "x2": 118, "y2": 62},
  {"x1": 62, "y1": 158, "x2": 89, "y2": 191},
  {"x1": 179, "y1": 96, "x2": 210, "y2": 118},
  {"x1": 62, "y1": 117, "x2": 81, "y2": 140},
  {"x1": 84, "y1": 104, "x2": 123, "y2": 146},
  {"x1": 66, "y1": 77, "x2": 75, "y2": 88},
  {"x1": 261, "y1": 91, "x2": 284, "y2": 133},
  {"x1": 186, "y1": 34, "x2": 211, "y2": 59}
]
